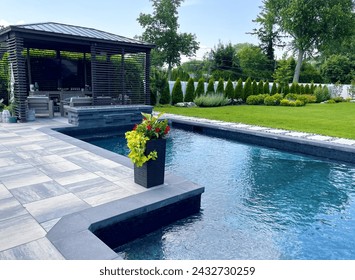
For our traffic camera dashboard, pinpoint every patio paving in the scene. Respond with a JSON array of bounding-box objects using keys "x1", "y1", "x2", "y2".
[
  {"x1": 0, "y1": 116, "x2": 147, "y2": 259},
  {"x1": 1, "y1": 113, "x2": 355, "y2": 260}
]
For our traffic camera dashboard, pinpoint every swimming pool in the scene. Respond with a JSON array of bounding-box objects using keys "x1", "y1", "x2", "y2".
[{"x1": 87, "y1": 127, "x2": 355, "y2": 260}]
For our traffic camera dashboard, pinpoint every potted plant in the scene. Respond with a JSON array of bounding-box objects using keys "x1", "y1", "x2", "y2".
[
  {"x1": 125, "y1": 112, "x2": 170, "y2": 188},
  {"x1": 5, "y1": 103, "x2": 17, "y2": 123}
]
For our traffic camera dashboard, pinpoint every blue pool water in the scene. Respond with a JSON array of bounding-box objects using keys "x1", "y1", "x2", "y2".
[{"x1": 88, "y1": 128, "x2": 355, "y2": 260}]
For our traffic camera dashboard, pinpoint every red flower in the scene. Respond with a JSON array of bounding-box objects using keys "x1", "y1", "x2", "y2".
[
  {"x1": 155, "y1": 127, "x2": 161, "y2": 133},
  {"x1": 164, "y1": 125, "x2": 170, "y2": 134},
  {"x1": 147, "y1": 125, "x2": 152, "y2": 131},
  {"x1": 133, "y1": 124, "x2": 138, "y2": 130}
]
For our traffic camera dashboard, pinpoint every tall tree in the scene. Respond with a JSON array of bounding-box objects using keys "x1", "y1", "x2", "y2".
[
  {"x1": 256, "y1": 0, "x2": 354, "y2": 83},
  {"x1": 137, "y1": 0, "x2": 199, "y2": 80}
]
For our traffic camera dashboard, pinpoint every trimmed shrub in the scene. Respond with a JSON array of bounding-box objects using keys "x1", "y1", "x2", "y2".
[
  {"x1": 195, "y1": 78, "x2": 205, "y2": 97},
  {"x1": 252, "y1": 80, "x2": 258, "y2": 95},
  {"x1": 207, "y1": 78, "x2": 215, "y2": 94},
  {"x1": 263, "y1": 80, "x2": 270, "y2": 95},
  {"x1": 264, "y1": 93, "x2": 283, "y2": 106},
  {"x1": 326, "y1": 99, "x2": 336, "y2": 104},
  {"x1": 243, "y1": 77, "x2": 252, "y2": 101},
  {"x1": 234, "y1": 78, "x2": 243, "y2": 99},
  {"x1": 283, "y1": 83, "x2": 290, "y2": 95},
  {"x1": 258, "y1": 80, "x2": 264, "y2": 94},
  {"x1": 304, "y1": 84, "x2": 311, "y2": 94},
  {"x1": 194, "y1": 93, "x2": 229, "y2": 107},
  {"x1": 159, "y1": 77, "x2": 171, "y2": 104},
  {"x1": 224, "y1": 79, "x2": 234, "y2": 99},
  {"x1": 171, "y1": 78, "x2": 183, "y2": 105},
  {"x1": 314, "y1": 86, "x2": 331, "y2": 102},
  {"x1": 290, "y1": 82, "x2": 297, "y2": 94},
  {"x1": 184, "y1": 78, "x2": 195, "y2": 102},
  {"x1": 216, "y1": 78, "x2": 224, "y2": 94},
  {"x1": 271, "y1": 81, "x2": 277, "y2": 95},
  {"x1": 331, "y1": 96, "x2": 344, "y2": 103},
  {"x1": 246, "y1": 94, "x2": 269, "y2": 105}
]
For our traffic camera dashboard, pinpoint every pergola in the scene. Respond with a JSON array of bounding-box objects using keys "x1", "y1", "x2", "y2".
[{"x1": 0, "y1": 22, "x2": 154, "y2": 121}]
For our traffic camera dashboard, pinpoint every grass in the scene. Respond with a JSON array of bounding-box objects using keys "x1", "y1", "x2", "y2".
[{"x1": 155, "y1": 102, "x2": 355, "y2": 140}]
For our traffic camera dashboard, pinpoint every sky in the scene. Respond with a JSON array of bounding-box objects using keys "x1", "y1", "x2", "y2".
[{"x1": 1, "y1": 0, "x2": 267, "y2": 61}]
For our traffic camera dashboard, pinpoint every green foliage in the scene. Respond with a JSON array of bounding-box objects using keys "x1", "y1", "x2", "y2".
[
  {"x1": 271, "y1": 81, "x2": 277, "y2": 95},
  {"x1": 321, "y1": 54, "x2": 354, "y2": 84},
  {"x1": 234, "y1": 78, "x2": 243, "y2": 99},
  {"x1": 150, "y1": 67, "x2": 168, "y2": 105},
  {"x1": 171, "y1": 67, "x2": 190, "y2": 81},
  {"x1": 285, "y1": 93, "x2": 316, "y2": 104},
  {"x1": 273, "y1": 58, "x2": 293, "y2": 91},
  {"x1": 304, "y1": 84, "x2": 311, "y2": 94},
  {"x1": 252, "y1": 80, "x2": 258, "y2": 95},
  {"x1": 216, "y1": 78, "x2": 224, "y2": 94},
  {"x1": 194, "y1": 93, "x2": 229, "y2": 107},
  {"x1": 263, "y1": 80, "x2": 270, "y2": 94},
  {"x1": 236, "y1": 43, "x2": 273, "y2": 80},
  {"x1": 314, "y1": 86, "x2": 331, "y2": 103},
  {"x1": 195, "y1": 78, "x2": 205, "y2": 97},
  {"x1": 159, "y1": 78, "x2": 171, "y2": 105},
  {"x1": 125, "y1": 112, "x2": 170, "y2": 167},
  {"x1": 243, "y1": 77, "x2": 252, "y2": 101},
  {"x1": 280, "y1": 99, "x2": 305, "y2": 107},
  {"x1": 184, "y1": 78, "x2": 195, "y2": 102},
  {"x1": 207, "y1": 78, "x2": 215, "y2": 94},
  {"x1": 283, "y1": 83, "x2": 290, "y2": 94},
  {"x1": 171, "y1": 78, "x2": 183, "y2": 105},
  {"x1": 259, "y1": 0, "x2": 354, "y2": 82},
  {"x1": 0, "y1": 52, "x2": 9, "y2": 103},
  {"x1": 137, "y1": 0, "x2": 199, "y2": 77},
  {"x1": 289, "y1": 82, "x2": 297, "y2": 94},
  {"x1": 246, "y1": 94, "x2": 270, "y2": 105},
  {"x1": 264, "y1": 93, "x2": 283, "y2": 106},
  {"x1": 210, "y1": 42, "x2": 241, "y2": 80},
  {"x1": 258, "y1": 80, "x2": 264, "y2": 94},
  {"x1": 299, "y1": 61, "x2": 323, "y2": 83},
  {"x1": 224, "y1": 79, "x2": 234, "y2": 99}
]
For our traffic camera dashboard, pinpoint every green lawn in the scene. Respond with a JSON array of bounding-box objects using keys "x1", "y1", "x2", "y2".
[{"x1": 155, "y1": 102, "x2": 355, "y2": 139}]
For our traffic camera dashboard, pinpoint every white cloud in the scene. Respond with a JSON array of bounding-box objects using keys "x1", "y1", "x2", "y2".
[{"x1": 0, "y1": 19, "x2": 25, "y2": 27}]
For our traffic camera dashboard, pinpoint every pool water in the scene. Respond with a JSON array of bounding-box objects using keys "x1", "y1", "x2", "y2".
[{"x1": 88, "y1": 128, "x2": 355, "y2": 260}]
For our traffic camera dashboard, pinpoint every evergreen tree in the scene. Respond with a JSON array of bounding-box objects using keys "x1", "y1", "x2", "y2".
[
  {"x1": 184, "y1": 78, "x2": 195, "y2": 102},
  {"x1": 171, "y1": 78, "x2": 183, "y2": 104},
  {"x1": 234, "y1": 78, "x2": 243, "y2": 99},
  {"x1": 195, "y1": 78, "x2": 205, "y2": 97},
  {"x1": 243, "y1": 77, "x2": 252, "y2": 100},
  {"x1": 271, "y1": 81, "x2": 277, "y2": 95},
  {"x1": 159, "y1": 77, "x2": 171, "y2": 104},
  {"x1": 300, "y1": 84, "x2": 305, "y2": 94},
  {"x1": 283, "y1": 83, "x2": 290, "y2": 95},
  {"x1": 310, "y1": 82, "x2": 315, "y2": 94},
  {"x1": 295, "y1": 83, "x2": 300, "y2": 94},
  {"x1": 216, "y1": 78, "x2": 224, "y2": 94},
  {"x1": 304, "y1": 84, "x2": 311, "y2": 94},
  {"x1": 263, "y1": 80, "x2": 270, "y2": 94},
  {"x1": 252, "y1": 80, "x2": 258, "y2": 95},
  {"x1": 207, "y1": 78, "x2": 215, "y2": 94},
  {"x1": 224, "y1": 79, "x2": 234, "y2": 99},
  {"x1": 258, "y1": 80, "x2": 264, "y2": 94},
  {"x1": 290, "y1": 82, "x2": 297, "y2": 93}
]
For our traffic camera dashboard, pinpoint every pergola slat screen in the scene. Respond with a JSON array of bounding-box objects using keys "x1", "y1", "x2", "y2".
[
  {"x1": 91, "y1": 44, "x2": 147, "y2": 105},
  {"x1": 7, "y1": 36, "x2": 27, "y2": 120}
]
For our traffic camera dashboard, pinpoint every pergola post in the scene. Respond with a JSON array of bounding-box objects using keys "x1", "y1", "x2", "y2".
[{"x1": 7, "y1": 35, "x2": 27, "y2": 121}]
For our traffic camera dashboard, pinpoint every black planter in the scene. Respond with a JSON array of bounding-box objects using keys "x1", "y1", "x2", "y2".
[{"x1": 134, "y1": 138, "x2": 167, "y2": 188}]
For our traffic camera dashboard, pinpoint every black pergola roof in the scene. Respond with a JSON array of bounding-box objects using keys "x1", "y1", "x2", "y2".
[{"x1": 0, "y1": 22, "x2": 154, "y2": 121}]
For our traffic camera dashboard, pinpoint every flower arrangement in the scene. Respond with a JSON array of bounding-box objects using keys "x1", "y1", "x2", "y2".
[{"x1": 125, "y1": 112, "x2": 170, "y2": 167}]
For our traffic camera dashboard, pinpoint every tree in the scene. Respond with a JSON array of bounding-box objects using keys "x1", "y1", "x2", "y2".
[
  {"x1": 234, "y1": 78, "x2": 243, "y2": 99},
  {"x1": 263, "y1": 80, "x2": 270, "y2": 94},
  {"x1": 184, "y1": 78, "x2": 195, "y2": 102},
  {"x1": 321, "y1": 54, "x2": 354, "y2": 84},
  {"x1": 207, "y1": 78, "x2": 215, "y2": 94},
  {"x1": 236, "y1": 43, "x2": 273, "y2": 80},
  {"x1": 252, "y1": 80, "x2": 258, "y2": 95},
  {"x1": 273, "y1": 58, "x2": 292, "y2": 93},
  {"x1": 216, "y1": 78, "x2": 224, "y2": 94},
  {"x1": 171, "y1": 78, "x2": 183, "y2": 104},
  {"x1": 150, "y1": 67, "x2": 167, "y2": 105},
  {"x1": 225, "y1": 79, "x2": 234, "y2": 99},
  {"x1": 243, "y1": 77, "x2": 252, "y2": 100},
  {"x1": 271, "y1": 81, "x2": 278, "y2": 95},
  {"x1": 137, "y1": 0, "x2": 199, "y2": 79},
  {"x1": 209, "y1": 42, "x2": 241, "y2": 80},
  {"x1": 195, "y1": 78, "x2": 205, "y2": 97},
  {"x1": 159, "y1": 77, "x2": 171, "y2": 104},
  {"x1": 257, "y1": 0, "x2": 354, "y2": 82},
  {"x1": 258, "y1": 80, "x2": 264, "y2": 95}
]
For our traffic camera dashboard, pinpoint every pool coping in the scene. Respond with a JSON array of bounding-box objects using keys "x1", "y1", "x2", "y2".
[
  {"x1": 40, "y1": 126, "x2": 204, "y2": 260},
  {"x1": 167, "y1": 117, "x2": 355, "y2": 165}
]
